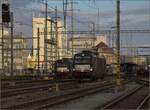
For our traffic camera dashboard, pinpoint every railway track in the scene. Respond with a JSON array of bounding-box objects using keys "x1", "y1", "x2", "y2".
[
  {"x1": 1, "y1": 79, "x2": 76, "y2": 90},
  {"x1": 135, "y1": 78, "x2": 150, "y2": 86},
  {"x1": 1, "y1": 79, "x2": 77, "y2": 98},
  {"x1": 2, "y1": 80, "x2": 54, "y2": 90},
  {"x1": 136, "y1": 95, "x2": 150, "y2": 110},
  {"x1": 1, "y1": 78, "x2": 114, "y2": 98},
  {"x1": 98, "y1": 85, "x2": 149, "y2": 109},
  {"x1": 2, "y1": 81, "x2": 115, "y2": 109}
]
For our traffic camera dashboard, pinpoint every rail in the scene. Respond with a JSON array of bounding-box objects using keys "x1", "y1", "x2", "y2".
[
  {"x1": 1, "y1": 80, "x2": 77, "y2": 97},
  {"x1": 135, "y1": 79, "x2": 150, "y2": 86},
  {"x1": 3, "y1": 81, "x2": 114, "y2": 109},
  {"x1": 136, "y1": 95, "x2": 150, "y2": 110},
  {"x1": 100, "y1": 85, "x2": 149, "y2": 109}
]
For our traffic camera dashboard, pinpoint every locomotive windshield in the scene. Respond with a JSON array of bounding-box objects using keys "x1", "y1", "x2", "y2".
[
  {"x1": 56, "y1": 62, "x2": 67, "y2": 67},
  {"x1": 55, "y1": 60, "x2": 68, "y2": 67},
  {"x1": 54, "y1": 59, "x2": 71, "y2": 72},
  {"x1": 74, "y1": 54, "x2": 91, "y2": 64}
]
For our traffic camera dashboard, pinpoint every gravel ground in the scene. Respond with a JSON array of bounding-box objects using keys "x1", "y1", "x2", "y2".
[
  {"x1": 1, "y1": 81, "x2": 106, "y2": 108},
  {"x1": 49, "y1": 82, "x2": 139, "y2": 110}
]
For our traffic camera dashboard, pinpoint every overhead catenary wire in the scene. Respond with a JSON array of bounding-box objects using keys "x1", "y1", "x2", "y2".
[{"x1": 9, "y1": 1, "x2": 97, "y2": 32}]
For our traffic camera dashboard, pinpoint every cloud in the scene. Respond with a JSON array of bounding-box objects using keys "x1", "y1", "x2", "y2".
[
  {"x1": 73, "y1": 6, "x2": 149, "y2": 30},
  {"x1": 7, "y1": 0, "x2": 150, "y2": 37}
]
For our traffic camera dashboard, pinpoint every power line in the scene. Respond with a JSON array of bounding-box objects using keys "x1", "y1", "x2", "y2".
[{"x1": 59, "y1": 29, "x2": 150, "y2": 34}]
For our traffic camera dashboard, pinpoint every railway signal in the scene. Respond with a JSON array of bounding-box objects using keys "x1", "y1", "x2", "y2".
[{"x1": 2, "y1": 3, "x2": 10, "y2": 23}]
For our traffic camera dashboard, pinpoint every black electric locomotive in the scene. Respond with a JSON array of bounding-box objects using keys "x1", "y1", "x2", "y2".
[
  {"x1": 120, "y1": 63, "x2": 138, "y2": 75},
  {"x1": 54, "y1": 58, "x2": 73, "y2": 79},
  {"x1": 136, "y1": 65, "x2": 149, "y2": 78},
  {"x1": 120, "y1": 63, "x2": 149, "y2": 78},
  {"x1": 72, "y1": 50, "x2": 106, "y2": 80}
]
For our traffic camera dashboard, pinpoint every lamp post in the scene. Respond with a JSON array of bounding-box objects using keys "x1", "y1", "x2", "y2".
[
  {"x1": 44, "y1": 0, "x2": 48, "y2": 75},
  {"x1": 10, "y1": 12, "x2": 14, "y2": 76},
  {"x1": 116, "y1": 0, "x2": 122, "y2": 87},
  {"x1": 91, "y1": 22, "x2": 95, "y2": 47},
  {"x1": 1, "y1": 22, "x2": 4, "y2": 74}
]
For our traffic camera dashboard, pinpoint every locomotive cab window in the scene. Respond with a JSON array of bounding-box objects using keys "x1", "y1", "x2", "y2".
[{"x1": 74, "y1": 55, "x2": 92, "y2": 64}]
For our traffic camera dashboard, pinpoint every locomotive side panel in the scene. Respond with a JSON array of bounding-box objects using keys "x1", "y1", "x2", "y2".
[{"x1": 95, "y1": 58, "x2": 106, "y2": 79}]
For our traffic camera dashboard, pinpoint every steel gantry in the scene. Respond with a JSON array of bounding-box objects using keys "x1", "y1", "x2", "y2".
[{"x1": 58, "y1": 30, "x2": 150, "y2": 34}]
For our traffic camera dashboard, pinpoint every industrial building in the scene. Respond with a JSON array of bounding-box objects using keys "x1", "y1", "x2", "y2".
[
  {"x1": 0, "y1": 26, "x2": 9, "y2": 71},
  {"x1": 0, "y1": 32, "x2": 29, "y2": 75},
  {"x1": 32, "y1": 17, "x2": 67, "y2": 71},
  {"x1": 68, "y1": 35, "x2": 109, "y2": 55}
]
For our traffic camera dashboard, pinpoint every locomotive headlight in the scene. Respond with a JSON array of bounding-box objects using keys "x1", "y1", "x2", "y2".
[
  {"x1": 90, "y1": 68, "x2": 93, "y2": 71},
  {"x1": 66, "y1": 69, "x2": 69, "y2": 72}
]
